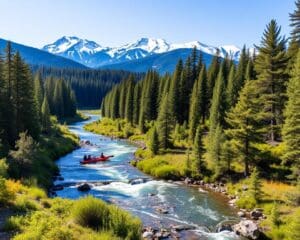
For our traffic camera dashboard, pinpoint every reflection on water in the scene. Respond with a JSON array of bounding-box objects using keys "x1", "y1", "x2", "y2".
[{"x1": 55, "y1": 115, "x2": 240, "y2": 240}]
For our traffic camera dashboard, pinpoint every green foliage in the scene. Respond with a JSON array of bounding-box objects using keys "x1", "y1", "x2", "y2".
[
  {"x1": 254, "y1": 19, "x2": 289, "y2": 141},
  {"x1": 148, "y1": 126, "x2": 159, "y2": 155},
  {"x1": 72, "y1": 195, "x2": 110, "y2": 230},
  {"x1": 236, "y1": 195, "x2": 257, "y2": 209},
  {"x1": 0, "y1": 158, "x2": 8, "y2": 178},
  {"x1": 282, "y1": 50, "x2": 300, "y2": 179},
  {"x1": 192, "y1": 125, "x2": 205, "y2": 177},
  {"x1": 287, "y1": 208, "x2": 300, "y2": 240},
  {"x1": 271, "y1": 202, "x2": 280, "y2": 227},
  {"x1": 0, "y1": 177, "x2": 15, "y2": 206},
  {"x1": 249, "y1": 167, "x2": 263, "y2": 202},
  {"x1": 72, "y1": 195, "x2": 141, "y2": 239}
]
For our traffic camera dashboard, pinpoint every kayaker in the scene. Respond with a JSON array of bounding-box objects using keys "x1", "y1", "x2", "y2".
[
  {"x1": 83, "y1": 155, "x2": 87, "y2": 160},
  {"x1": 100, "y1": 152, "x2": 104, "y2": 158}
]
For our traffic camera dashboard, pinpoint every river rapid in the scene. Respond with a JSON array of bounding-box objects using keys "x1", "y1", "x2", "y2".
[{"x1": 55, "y1": 115, "x2": 241, "y2": 240}]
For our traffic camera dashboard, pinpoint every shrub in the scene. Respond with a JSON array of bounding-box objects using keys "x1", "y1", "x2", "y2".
[
  {"x1": 0, "y1": 177, "x2": 15, "y2": 207},
  {"x1": 3, "y1": 215, "x2": 24, "y2": 232},
  {"x1": 236, "y1": 195, "x2": 257, "y2": 209},
  {"x1": 14, "y1": 195, "x2": 38, "y2": 212},
  {"x1": 109, "y1": 205, "x2": 142, "y2": 240},
  {"x1": 72, "y1": 195, "x2": 110, "y2": 230},
  {"x1": 27, "y1": 187, "x2": 47, "y2": 200},
  {"x1": 0, "y1": 158, "x2": 8, "y2": 178},
  {"x1": 153, "y1": 165, "x2": 180, "y2": 179}
]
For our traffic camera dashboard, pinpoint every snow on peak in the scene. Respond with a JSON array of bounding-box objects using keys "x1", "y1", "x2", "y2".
[{"x1": 42, "y1": 36, "x2": 104, "y2": 55}]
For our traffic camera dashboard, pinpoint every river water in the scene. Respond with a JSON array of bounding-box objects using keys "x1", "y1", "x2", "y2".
[{"x1": 55, "y1": 115, "x2": 241, "y2": 240}]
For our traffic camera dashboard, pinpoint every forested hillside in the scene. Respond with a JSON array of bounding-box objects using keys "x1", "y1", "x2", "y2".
[
  {"x1": 99, "y1": 3, "x2": 300, "y2": 238},
  {"x1": 34, "y1": 67, "x2": 143, "y2": 108}
]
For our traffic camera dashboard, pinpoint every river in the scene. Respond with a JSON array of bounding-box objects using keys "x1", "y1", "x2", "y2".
[{"x1": 55, "y1": 115, "x2": 241, "y2": 240}]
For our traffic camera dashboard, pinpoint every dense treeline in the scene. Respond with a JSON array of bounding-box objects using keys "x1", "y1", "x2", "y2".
[
  {"x1": 0, "y1": 42, "x2": 79, "y2": 182},
  {"x1": 101, "y1": 10, "x2": 300, "y2": 181},
  {"x1": 33, "y1": 66, "x2": 144, "y2": 108}
]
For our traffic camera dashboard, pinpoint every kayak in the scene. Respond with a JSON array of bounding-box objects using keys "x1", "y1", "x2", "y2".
[{"x1": 80, "y1": 155, "x2": 114, "y2": 164}]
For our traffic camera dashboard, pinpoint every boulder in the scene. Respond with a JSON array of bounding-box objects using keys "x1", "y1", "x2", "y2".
[
  {"x1": 184, "y1": 177, "x2": 192, "y2": 184},
  {"x1": 156, "y1": 207, "x2": 168, "y2": 214},
  {"x1": 172, "y1": 224, "x2": 195, "y2": 231},
  {"x1": 250, "y1": 209, "x2": 263, "y2": 220},
  {"x1": 233, "y1": 220, "x2": 260, "y2": 240},
  {"x1": 142, "y1": 231, "x2": 153, "y2": 239},
  {"x1": 237, "y1": 211, "x2": 246, "y2": 218},
  {"x1": 77, "y1": 183, "x2": 91, "y2": 192}
]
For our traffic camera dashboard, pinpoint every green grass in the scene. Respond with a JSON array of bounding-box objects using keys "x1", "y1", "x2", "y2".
[{"x1": 2, "y1": 181, "x2": 142, "y2": 240}]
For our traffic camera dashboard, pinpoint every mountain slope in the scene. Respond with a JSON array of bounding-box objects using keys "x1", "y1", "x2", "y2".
[
  {"x1": 100, "y1": 48, "x2": 216, "y2": 73},
  {"x1": 42, "y1": 37, "x2": 242, "y2": 71},
  {"x1": 0, "y1": 38, "x2": 87, "y2": 69}
]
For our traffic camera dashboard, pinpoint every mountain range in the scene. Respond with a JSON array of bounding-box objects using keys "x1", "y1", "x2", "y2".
[
  {"x1": 42, "y1": 36, "x2": 241, "y2": 72},
  {"x1": 0, "y1": 36, "x2": 242, "y2": 73}
]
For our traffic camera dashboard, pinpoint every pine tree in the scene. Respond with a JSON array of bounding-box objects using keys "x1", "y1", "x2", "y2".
[
  {"x1": 249, "y1": 167, "x2": 262, "y2": 202},
  {"x1": 41, "y1": 96, "x2": 51, "y2": 133},
  {"x1": 3, "y1": 42, "x2": 16, "y2": 145},
  {"x1": 188, "y1": 65, "x2": 207, "y2": 140},
  {"x1": 124, "y1": 76, "x2": 135, "y2": 124},
  {"x1": 207, "y1": 51, "x2": 220, "y2": 101},
  {"x1": 149, "y1": 126, "x2": 159, "y2": 155},
  {"x1": 133, "y1": 83, "x2": 141, "y2": 125},
  {"x1": 168, "y1": 60, "x2": 183, "y2": 123},
  {"x1": 271, "y1": 202, "x2": 280, "y2": 228},
  {"x1": 225, "y1": 80, "x2": 262, "y2": 176},
  {"x1": 209, "y1": 65, "x2": 227, "y2": 130},
  {"x1": 34, "y1": 72, "x2": 44, "y2": 115},
  {"x1": 226, "y1": 64, "x2": 236, "y2": 108},
  {"x1": 192, "y1": 125, "x2": 204, "y2": 177},
  {"x1": 290, "y1": 0, "x2": 300, "y2": 43},
  {"x1": 282, "y1": 51, "x2": 300, "y2": 178},
  {"x1": 254, "y1": 20, "x2": 288, "y2": 141},
  {"x1": 157, "y1": 93, "x2": 174, "y2": 149}
]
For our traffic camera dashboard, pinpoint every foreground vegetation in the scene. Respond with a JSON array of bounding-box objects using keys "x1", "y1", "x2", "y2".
[{"x1": 0, "y1": 179, "x2": 142, "y2": 240}]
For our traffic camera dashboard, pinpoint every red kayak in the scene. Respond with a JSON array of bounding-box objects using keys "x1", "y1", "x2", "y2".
[{"x1": 80, "y1": 155, "x2": 114, "y2": 164}]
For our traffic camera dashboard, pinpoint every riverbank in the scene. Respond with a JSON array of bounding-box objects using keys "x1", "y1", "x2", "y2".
[
  {"x1": 85, "y1": 117, "x2": 300, "y2": 240},
  {"x1": 0, "y1": 117, "x2": 143, "y2": 240}
]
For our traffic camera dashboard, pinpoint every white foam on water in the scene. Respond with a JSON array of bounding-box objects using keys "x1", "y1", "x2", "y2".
[
  {"x1": 193, "y1": 229, "x2": 239, "y2": 240},
  {"x1": 195, "y1": 205, "x2": 220, "y2": 221},
  {"x1": 93, "y1": 180, "x2": 175, "y2": 198},
  {"x1": 189, "y1": 196, "x2": 195, "y2": 202}
]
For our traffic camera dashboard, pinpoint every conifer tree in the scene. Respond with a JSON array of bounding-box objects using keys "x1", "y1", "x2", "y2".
[
  {"x1": 249, "y1": 167, "x2": 262, "y2": 202},
  {"x1": 192, "y1": 125, "x2": 204, "y2": 176},
  {"x1": 133, "y1": 83, "x2": 141, "y2": 125},
  {"x1": 271, "y1": 202, "x2": 280, "y2": 228},
  {"x1": 207, "y1": 51, "x2": 220, "y2": 101},
  {"x1": 124, "y1": 76, "x2": 135, "y2": 124},
  {"x1": 168, "y1": 60, "x2": 183, "y2": 123},
  {"x1": 290, "y1": 0, "x2": 300, "y2": 43},
  {"x1": 157, "y1": 93, "x2": 174, "y2": 149},
  {"x1": 226, "y1": 64, "x2": 236, "y2": 108},
  {"x1": 254, "y1": 20, "x2": 288, "y2": 141},
  {"x1": 188, "y1": 65, "x2": 207, "y2": 140},
  {"x1": 41, "y1": 96, "x2": 51, "y2": 133},
  {"x1": 282, "y1": 51, "x2": 300, "y2": 178},
  {"x1": 34, "y1": 72, "x2": 44, "y2": 114},
  {"x1": 225, "y1": 80, "x2": 261, "y2": 176},
  {"x1": 149, "y1": 126, "x2": 159, "y2": 155},
  {"x1": 3, "y1": 42, "x2": 16, "y2": 144},
  {"x1": 209, "y1": 65, "x2": 227, "y2": 130}
]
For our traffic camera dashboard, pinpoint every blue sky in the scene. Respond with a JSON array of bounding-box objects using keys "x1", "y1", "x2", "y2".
[{"x1": 0, "y1": 0, "x2": 295, "y2": 48}]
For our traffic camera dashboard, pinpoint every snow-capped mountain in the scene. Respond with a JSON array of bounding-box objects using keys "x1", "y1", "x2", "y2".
[{"x1": 42, "y1": 36, "x2": 242, "y2": 70}]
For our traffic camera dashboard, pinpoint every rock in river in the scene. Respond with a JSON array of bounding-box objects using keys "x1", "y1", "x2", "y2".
[
  {"x1": 77, "y1": 183, "x2": 91, "y2": 192},
  {"x1": 233, "y1": 220, "x2": 260, "y2": 240}
]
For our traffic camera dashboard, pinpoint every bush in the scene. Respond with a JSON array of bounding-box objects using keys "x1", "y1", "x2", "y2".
[
  {"x1": 72, "y1": 195, "x2": 110, "y2": 230},
  {"x1": 3, "y1": 215, "x2": 24, "y2": 232},
  {"x1": 153, "y1": 165, "x2": 180, "y2": 179},
  {"x1": 27, "y1": 187, "x2": 47, "y2": 200},
  {"x1": 0, "y1": 177, "x2": 15, "y2": 207},
  {"x1": 0, "y1": 158, "x2": 8, "y2": 178},
  {"x1": 236, "y1": 195, "x2": 257, "y2": 209},
  {"x1": 109, "y1": 205, "x2": 142, "y2": 239},
  {"x1": 14, "y1": 195, "x2": 38, "y2": 212}
]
